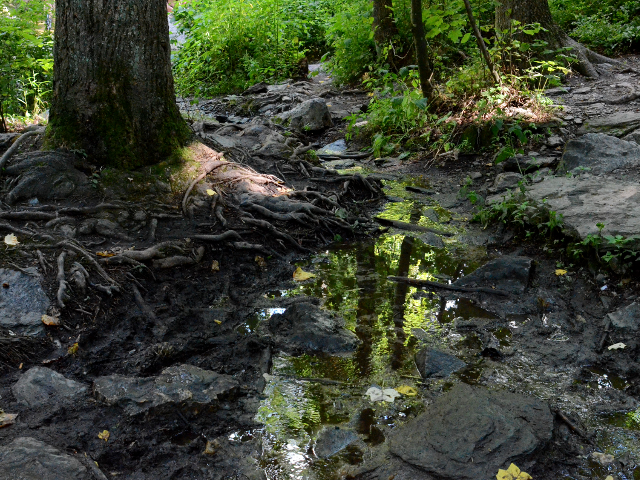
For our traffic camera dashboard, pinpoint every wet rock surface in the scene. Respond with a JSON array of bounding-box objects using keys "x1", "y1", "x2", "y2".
[
  {"x1": 0, "y1": 437, "x2": 90, "y2": 480},
  {"x1": 388, "y1": 384, "x2": 553, "y2": 480},
  {"x1": 12, "y1": 367, "x2": 87, "y2": 408},
  {"x1": 578, "y1": 111, "x2": 640, "y2": 137},
  {"x1": 93, "y1": 364, "x2": 238, "y2": 415},
  {"x1": 264, "y1": 301, "x2": 360, "y2": 355},
  {"x1": 0, "y1": 268, "x2": 50, "y2": 336},
  {"x1": 315, "y1": 426, "x2": 359, "y2": 458},
  {"x1": 454, "y1": 256, "x2": 532, "y2": 294},
  {"x1": 558, "y1": 133, "x2": 640, "y2": 174},
  {"x1": 415, "y1": 348, "x2": 465, "y2": 378}
]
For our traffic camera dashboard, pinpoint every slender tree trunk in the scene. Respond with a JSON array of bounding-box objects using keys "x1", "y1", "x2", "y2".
[
  {"x1": 373, "y1": 0, "x2": 398, "y2": 66},
  {"x1": 46, "y1": 0, "x2": 190, "y2": 169},
  {"x1": 463, "y1": 0, "x2": 501, "y2": 85},
  {"x1": 410, "y1": 0, "x2": 435, "y2": 101},
  {"x1": 495, "y1": 0, "x2": 617, "y2": 78}
]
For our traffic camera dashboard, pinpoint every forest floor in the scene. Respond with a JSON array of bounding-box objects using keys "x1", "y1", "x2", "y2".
[{"x1": 1, "y1": 58, "x2": 640, "y2": 480}]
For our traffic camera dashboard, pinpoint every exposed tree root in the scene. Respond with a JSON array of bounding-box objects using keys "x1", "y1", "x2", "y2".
[
  {"x1": 70, "y1": 261, "x2": 89, "y2": 294},
  {"x1": 152, "y1": 246, "x2": 205, "y2": 269},
  {"x1": 182, "y1": 153, "x2": 224, "y2": 214},
  {"x1": 388, "y1": 276, "x2": 510, "y2": 296},
  {"x1": 36, "y1": 249, "x2": 50, "y2": 274},
  {"x1": 131, "y1": 284, "x2": 157, "y2": 322},
  {"x1": 192, "y1": 231, "x2": 244, "y2": 243},
  {"x1": 0, "y1": 128, "x2": 45, "y2": 171},
  {"x1": 564, "y1": 37, "x2": 622, "y2": 78},
  {"x1": 59, "y1": 240, "x2": 118, "y2": 286},
  {"x1": 374, "y1": 217, "x2": 452, "y2": 236},
  {"x1": 241, "y1": 217, "x2": 310, "y2": 252},
  {"x1": 56, "y1": 251, "x2": 70, "y2": 308}
]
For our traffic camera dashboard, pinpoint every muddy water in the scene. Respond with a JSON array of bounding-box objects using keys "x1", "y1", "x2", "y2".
[{"x1": 245, "y1": 178, "x2": 640, "y2": 479}]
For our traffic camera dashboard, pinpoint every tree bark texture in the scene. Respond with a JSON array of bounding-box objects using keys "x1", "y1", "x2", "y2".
[
  {"x1": 47, "y1": 0, "x2": 190, "y2": 169},
  {"x1": 410, "y1": 0, "x2": 434, "y2": 101},
  {"x1": 495, "y1": 0, "x2": 615, "y2": 77},
  {"x1": 373, "y1": 0, "x2": 398, "y2": 65}
]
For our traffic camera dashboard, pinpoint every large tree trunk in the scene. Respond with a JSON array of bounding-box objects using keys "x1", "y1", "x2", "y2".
[
  {"x1": 46, "y1": 0, "x2": 190, "y2": 169},
  {"x1": 410, "y1": 0, "x2": 435, "y2": 101},
  {"x1": 495, "y1": 0, "x2": 616, "y2": 77},
  {"x1": 373, "y1": 0, "x2": 398, "y2": 66}
]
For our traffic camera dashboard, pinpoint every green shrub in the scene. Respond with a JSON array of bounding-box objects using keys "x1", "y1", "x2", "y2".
[{"x1": 0, "y1": 0, "x2": 53, "y2": 130}]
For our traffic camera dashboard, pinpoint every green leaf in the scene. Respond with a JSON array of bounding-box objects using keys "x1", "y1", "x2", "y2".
[{"x1": 461, "y1": 32, "x2": 471, "y2": 44}]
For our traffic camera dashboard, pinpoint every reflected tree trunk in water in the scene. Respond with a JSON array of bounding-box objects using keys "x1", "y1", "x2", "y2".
[{"x1": 354, "y1": 244, "x2": 379, "y2": 378}]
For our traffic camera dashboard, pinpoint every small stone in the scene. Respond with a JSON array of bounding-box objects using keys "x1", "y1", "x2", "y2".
[
  {"x1": 454, "y1": 257, "x2": 532, "y2": 294},
  {"x1": 416, "y1": 348, "x2": 466, "y2": 378},
  {"x1": 315, "y1": 427, "x2": 358, "y2": 458},
  {"x1": 12, "y1": 367, "x2": 87, "y2": 408},
  {"x1": 591, "y1": 451, "x2": 615, "y2": 465},
  {"x1": 0, "y1": 268, "x2": 50, "y2": 336},
  {"x1": 489, "y1": 172, "x2": 523, "y2": 193},
  {"x1": 469, "y1": 171, "x2": 482, "y2": 180},
  {"x1": 0, "y1": 437, "x2": 89, "y2": 479},
  {"x1": 546, "y1": 135, "x2": 564, "y2": 148}
]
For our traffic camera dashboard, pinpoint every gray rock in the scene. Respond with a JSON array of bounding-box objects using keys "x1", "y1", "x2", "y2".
[
  {"x1": 469, "y1": 171, "x2": 482, "y2": 180},
  {"x1": 266, "y1": 302, "x2": 360, "y2": 355},
  {"x1": 0, "y1": 133, "x2": 19, "y2": 150},
  {"x1": 323, "y1": 159, "x2": 356, "y2": 170},
  {"x1": 93, "y1": 364, "x2": 238, "y2": 415},
  {"x1": 0, "y1": 437, "x2": 89, "y2": 480},
  {"x1": 573, "y1": 87, "x2": 592, "y2": 95},
  {"x1": 12, "y1": 367, "x2": 87, "y2": 408},
  {"x1": 278, "y1": 98, "x2": 333, "y2": 131},
  {"x1": 623, "y1": 128, "x2": 640, "y2": 145},
  {"x1": 417, "y1": 232, "x2": 445, "y2": 248},
  {"x1": 558, "y1": 133, "x2": 640, "y2": 174},
  {"x1": 0, "y1": 268, "x2": 49, "y2": 336},
  {"x1": 578, "y1": 111, "x2": 640, "y2": 137},
  {"x1": 544, "y1": 87, "x2": 570, "y2": 96},
  {"x1": 524, "y1": 176, "x2": 640, "y2": 240},
  {"x1": 489, "y1": 172, "x2": 523, "y2": 193},
  {"x1": 546, "y1": 135, "x2": 564, "y2": 148},
  {"x1": 388, "y1": 383, "x2": 553, "y2": 480},
  {"x1": 94, "y1": 219, "x2": 127, "y2": 239},
  {"x1": 415, "y1": 348, "x2": 465, "y2": 378},
  {"x1": 607, "y1": 302, "x2": 640, "y2": 331},
  {"x1": 317, "y1": 139, "x2": 347, "y2": 156},
  {"x1": 454, "y1": 256, "x2": 532, "y2": 294},
  {"x1": 242, "y1": 82, "x2": 269, "y2": 95},
  {"x1": 315, "y1": 427, "x2": 359, "y2": 458}
]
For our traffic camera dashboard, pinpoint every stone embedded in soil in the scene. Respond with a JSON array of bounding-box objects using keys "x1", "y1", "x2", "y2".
[
  {"x1": 317, "y1": 139, "x2": 347, "y2": 156},
  {"x1": 558, "y1": 133, "x2": 640, "y2": 174},
  {"x1": 415, "y1": 348, "x2": 465, "y2": 378},
  {"x1": 524, "y1": 176, "x2": 640, "y2": 240},
  {"x1": 12, "y1": 367, "x2": 88, "y2": 408},
  {"x1": 623, "y1": 128, "x2": 640, "y2": 145},
  {"x1": 388, "y1": 383, "x2": 553, "y2": 480},
  {"x1": 0, "y1": 268, "x2": 50, "y2": 336},
  {"x1": 454, "y1": 256, "x2": 532, "y2": 295},
  {"x1": 93, "y1": 364, "x2": 238, "y2": 415},
  {"x1": 489, "y1": 172, "x2": 523, "y2": 193},
  {"x1": 607, "y1": 302, "x2": 640, "y2": 331},
  {"x1": 315, "y1": 426, "x2": 359, "y2": 458},
  {"x1": 277, "y1": 98, "x2": 333, "y2": 131},
  {"x1": 0, "y1": 437, "x2": 90, "y2": 480},
  {"x1": 502, "y1": 155, "x2": 558, "y2": 173},
  {"x1": 265, "y1": 301, "x2": 360, "y2": 355},
  {"x1": 578, "y1": 111, "x2": 640, "y2": 137}
]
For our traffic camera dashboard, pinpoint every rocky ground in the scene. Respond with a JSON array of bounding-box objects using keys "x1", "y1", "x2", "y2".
[{"x1": 0, "y1": 58, "x2": 640, "y2": 480}]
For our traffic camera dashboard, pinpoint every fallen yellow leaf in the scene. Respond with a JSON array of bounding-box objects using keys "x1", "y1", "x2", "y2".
[
  {"x1": 395, "y1": 385, "x2": 418, "y2": 396},
  {"x1": 214, "y1": 320, "x2": 222, "y2": 325},
  {"x1": 255, "y1": 256, "x2": 267, "y2": 268},
  {"x1": 496, "y1": 463, "x2": 532, "y2": 480},
  {"x1": 96, "y1": 251, "x2": 116, "y2": 257},
  {"x1": 0, "y1": 412, "x2": 17, "y2": 428},
  {"x1": 41, "y1": 314, "x2": 60, "y2": 326},
  {"x1": 3, "y1": 234, "x2": 19, "y2": 246},
  {"x1": 293, "y1": 266, "x2": 315, "y2": 281},
  {"x1": 206, "y1": 189, "x2": 216, "y2": 196},
  {"x1": 98, "y1": 430, "x2": 110, "y2": 442},
  {"x1": 67, "y1": 343, "x2": 79, "y2": 355},
  {"x1": 211, "y1": 260, "x2": 220, "y2": 272},
  {"x1": 555, "y1": 269, "x2": 568, "y2": 276}
]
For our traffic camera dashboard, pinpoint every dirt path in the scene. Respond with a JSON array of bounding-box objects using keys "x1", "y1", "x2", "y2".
[{"x1": 0, "y1": 61, "x2": 640, "y2": 480}]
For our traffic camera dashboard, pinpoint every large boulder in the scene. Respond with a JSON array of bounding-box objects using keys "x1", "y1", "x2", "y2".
[
  {"x1": 265, "y1": 302, "x2": 360, "y2": 355},
  {"x1": 578, "y1": 111, "x2": 640, "y2": 137},
  {"x1": 93, "y1": 364, "x2": 238, "y2": 415},
  {"x1": 558, "y1": 133, "x2": 640, "y2": 174},
  {"x1": 0, "y1": 268, "x2": 50, "y2": 336},
  {"x1": 0, "y1": 437, "x2": 90, "y2": 480},
  {"x1": 278, "y1": 98, "x2": 333, "y2": 131},
  {"x1": 623, "y1": 128, "x2": 640, "y2": 145},
  {"x1": 12, "y1": 367, "x2": 88, "y2": 408},
  {"x1": 454, "y1": 257, "x2": 532, "y2": 295},
  {"x1": 388, "y1": 383, "x2": 553, "y2": 480}
]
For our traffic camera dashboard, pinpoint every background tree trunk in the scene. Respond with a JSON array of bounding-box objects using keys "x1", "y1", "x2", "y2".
[
  {"x1": 47, "y1": 0, "x2": 190, "y2": 169},
  {"x1": 495, "y1": 0, "x2": 615, "y2": 77},
  {"x1": 410, "y1": 0, "x2": 435, "y2": 101},
  {"x1": 373, "y1": 0, "x2": 398, "y2": 66}
]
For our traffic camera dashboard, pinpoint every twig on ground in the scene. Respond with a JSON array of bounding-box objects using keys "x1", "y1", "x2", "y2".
[
  {"x1": 56, "y1": 251, "x2": 70, "y2": 308},
  {"x1": 388, "y1": 276, "x2": 510, "y2": 296}
]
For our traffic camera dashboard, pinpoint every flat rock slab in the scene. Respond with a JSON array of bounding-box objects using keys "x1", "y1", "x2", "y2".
[
  {"x1": 578, "y1": 111, "x2": 640, "y2": 137},
  {"x1": 93, "y1": 364, "x2": 238, "y2": 415},
  {"x1": 277, "y1": 98, "x2": 333, "y2": 131},
  {"x1": 415, "y1": 348, "x2": 465, "y2": 379},
  {"x1": 315, "y1": 427, "x2": 359, "y2": 458},
  {"x1": 524, "y1": 175, "x2": 640, "y2": 239},
  {"x1": 266, "y1": 302, "x2": 360, "y2": 355},
  {"x1": 558, "y1": 133, "x2": 640, "y2": 174},
  {"x1": 12, "y1": 367, "x2": 88, "y2": 408},
  {"x1": 454, "y1": 257, "x2": 532, "y2": 294},
  {"x1": 0, "y1": 268, "x2": 50, "y2": 336},
  {"x1": 0, "y1": 437, "x2": 90, "y2": 480},
  {"x1": 388, "y1": 383, "x2": 553, "y2": 480},
  {"x1": 608, "y1": 302, "x2": 640, "y2": 331}
]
